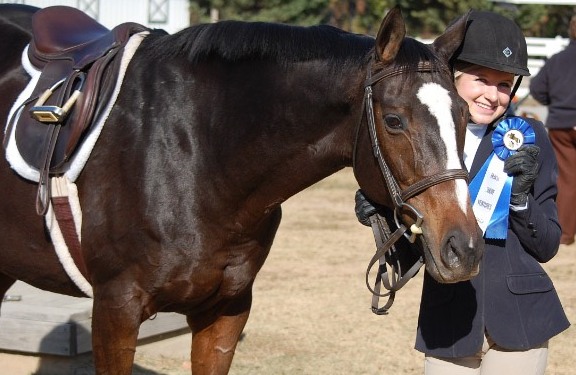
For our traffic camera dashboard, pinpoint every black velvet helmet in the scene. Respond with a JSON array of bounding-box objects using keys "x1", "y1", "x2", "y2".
[{"x1": 455, "y1": 10, "x2": 530, "y2": 77}]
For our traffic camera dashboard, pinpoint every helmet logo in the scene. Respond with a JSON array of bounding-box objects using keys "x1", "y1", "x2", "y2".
[{"x1": 502, "y1": 47, "x2": 513, "y2": 58}]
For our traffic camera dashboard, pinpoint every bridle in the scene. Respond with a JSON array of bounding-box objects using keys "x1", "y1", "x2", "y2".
[{"x1": 353, "y1": 58, "x2": 469, "y2": 314}]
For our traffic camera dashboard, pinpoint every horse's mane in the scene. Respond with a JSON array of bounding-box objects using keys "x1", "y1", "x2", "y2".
[
  {"x1": 144, "y1": 21, "x2": 375, "y2": 68},
  {"x1": 392, "y1": 38, "x2": 450, "y2": 82},
  {"x1": 394, "y1": 38, "x2": 441, "y2": 67},
  {"x1": 143, "y1": 21, "x2": 448, "y2": 81}
]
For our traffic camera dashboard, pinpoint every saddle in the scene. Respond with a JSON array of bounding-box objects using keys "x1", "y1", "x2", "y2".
[{"x1": 7, "y1": 5, "x2": 149, "y2": 214}]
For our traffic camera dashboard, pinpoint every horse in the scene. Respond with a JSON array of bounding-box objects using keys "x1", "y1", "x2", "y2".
[{"x1": 0, "y1": 4, "x2": 483, "y2": 374}]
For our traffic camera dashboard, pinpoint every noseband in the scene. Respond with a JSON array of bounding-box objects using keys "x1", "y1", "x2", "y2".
[{"x1": 354, "y1": 59, "x2": 469, "y2": 314}]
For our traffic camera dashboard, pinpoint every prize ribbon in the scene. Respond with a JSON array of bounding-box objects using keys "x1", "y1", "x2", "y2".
[{"x1": 469, "y1": 117, "x2": 535, "y2": 239}]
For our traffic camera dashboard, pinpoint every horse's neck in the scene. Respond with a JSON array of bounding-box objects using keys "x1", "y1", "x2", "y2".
[
  {"x1": 127, "y1": 53, "x2": 364, "y2": 228},
  {"x1": 247, "y1": 78, "x2": 362, "y2": 199},
  {"x1": 236, "y1": 114, "x2": 360, "y2": 227}
]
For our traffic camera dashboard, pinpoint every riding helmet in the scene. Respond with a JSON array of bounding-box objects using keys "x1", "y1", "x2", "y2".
[{"x1": 454, "y1": 10, "x2": 530, "y2": 77}]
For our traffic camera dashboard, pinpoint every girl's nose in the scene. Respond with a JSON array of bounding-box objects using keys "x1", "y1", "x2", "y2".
[{"x1": 484, "y1": 85, "x2": 499, "y2": 104}]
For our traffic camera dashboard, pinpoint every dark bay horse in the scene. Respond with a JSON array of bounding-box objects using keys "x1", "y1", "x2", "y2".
[{"x1": 0, "y1": 4, "x2": 483, "y2": 374}]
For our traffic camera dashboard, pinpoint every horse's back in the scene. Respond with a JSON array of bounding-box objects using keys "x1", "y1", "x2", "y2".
[
  {"x1": 0, "y1": 3, "x2": 37, "y2": 152},
  {"x1": 0, "y1": 4, "x2": 37, "y2": 28},
  {"x1": 0, "y1": 4, "x2": 37, "y2": 53}
]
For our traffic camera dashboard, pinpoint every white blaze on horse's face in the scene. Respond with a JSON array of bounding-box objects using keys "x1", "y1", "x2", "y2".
[{"x1": 417, "y1": 82, "x2": 469, "y2": 214}]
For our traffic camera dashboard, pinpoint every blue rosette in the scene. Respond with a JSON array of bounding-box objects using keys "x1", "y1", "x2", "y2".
[
  {"x1": 469, "y1": 117, "x2": 536, "y2": 239},
  {"x1": 492, "y1": 117, "x2": 536, "y2": 160}
]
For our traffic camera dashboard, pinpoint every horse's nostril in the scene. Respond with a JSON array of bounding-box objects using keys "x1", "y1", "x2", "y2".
[{"x1": 443, "y1": 236, "x2": 462, "y2": 268}]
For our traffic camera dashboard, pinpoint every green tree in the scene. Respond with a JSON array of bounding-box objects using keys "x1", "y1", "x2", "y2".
[
  {"x1": 189, "y1": 0, "x2": 330, "y2": 25},
  {"x1": 392, "y1": 0, "x2": 492, "y2": 37},
  {"x1": 188, "y1": 0, "x2": 576, "y2": 38},
  {"x1": 325, "y1": 0, "x2": 395, "y2": 35},
  {"x1": 518, "y1": 5, "x2": 576, "y2": 37},
  {"x1": 188, "y1": 0, "x2": 394, "y2": 33}
]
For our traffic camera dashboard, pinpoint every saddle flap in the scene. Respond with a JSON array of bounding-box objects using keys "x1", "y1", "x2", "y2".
[{"x1": 15, "y1": 61, "x2": 85, "y2": 170}]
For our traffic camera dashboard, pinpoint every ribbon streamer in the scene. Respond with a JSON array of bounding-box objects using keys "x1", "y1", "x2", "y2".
[{"x1": 469, "y1": 117, "x2": 535, "y2": 239}]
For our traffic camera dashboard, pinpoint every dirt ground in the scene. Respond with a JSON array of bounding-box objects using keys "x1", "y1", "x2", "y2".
[{"x1": 1, "y1": 168, "x2": 574, "y2": 374}]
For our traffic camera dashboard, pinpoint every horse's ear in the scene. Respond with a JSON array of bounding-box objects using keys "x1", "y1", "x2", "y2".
[
  {"x1": 432, "y1": 11, "x2": 470, "y2": 62},
  {"x1": 375, "y1": 6, "x2": 406, "y2": 64}
]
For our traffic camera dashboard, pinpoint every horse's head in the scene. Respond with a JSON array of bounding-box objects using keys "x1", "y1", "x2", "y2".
[{"x1": 353, "y1": 8, "x2": 483, "y2": 283}]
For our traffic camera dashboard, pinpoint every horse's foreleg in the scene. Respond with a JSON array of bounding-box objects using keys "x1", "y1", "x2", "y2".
[
  {"x1": 0, "y1": 273, "x2": 17, "y2": 309},
  {"x1": 188, "y1": 291, "x2": 252, "y2": 375},
  {"x1": 90, "y1": 289, "x2": 144, "y2": 375}
]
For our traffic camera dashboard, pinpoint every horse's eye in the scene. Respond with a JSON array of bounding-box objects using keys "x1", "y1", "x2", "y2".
[{"x1": 384, "y1": 114, "x2": 403, "y2": 130}]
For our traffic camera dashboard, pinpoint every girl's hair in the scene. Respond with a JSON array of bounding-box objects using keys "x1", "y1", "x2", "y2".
[
  {"x1": 570, "y1": 15, "x2": 576, "y2": 40},
  {"x1": 453, "y1": 61, "x2": 478, "y2": 80}
]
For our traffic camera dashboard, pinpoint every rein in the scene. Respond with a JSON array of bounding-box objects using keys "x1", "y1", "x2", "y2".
[
  {"x1": 354, "y1": 59, "x2": 469, "y2": 314},
  {"x1": 366, "y1": 214, "x2": 424, "y2": 314}
]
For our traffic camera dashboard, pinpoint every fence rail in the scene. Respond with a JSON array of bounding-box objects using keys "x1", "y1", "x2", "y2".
[{"x1": 526, "y1": 36, "x2": 569, "y2": 76}]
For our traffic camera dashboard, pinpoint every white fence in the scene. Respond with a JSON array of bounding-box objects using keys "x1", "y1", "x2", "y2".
[
  {"x1": 515, "y1": 37, "x2": 569, "y2": 105},
  {"x1": 526, "y1": 36, "x2": 569, "y2": 76}
]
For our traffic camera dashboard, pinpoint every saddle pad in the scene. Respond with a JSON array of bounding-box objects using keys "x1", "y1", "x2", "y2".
[{"x1": 5, "y1": 31, "x2": 149, "y2": 183}]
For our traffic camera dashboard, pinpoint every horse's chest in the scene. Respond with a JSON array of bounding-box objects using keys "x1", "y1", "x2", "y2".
[{"x1": 160, "y1": 245, "x2": 265, "y2": 306}]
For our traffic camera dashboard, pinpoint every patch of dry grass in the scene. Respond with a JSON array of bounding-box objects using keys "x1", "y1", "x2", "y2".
[{"x1": 229, "y1": 168, "x2": 575, "y2": 375}]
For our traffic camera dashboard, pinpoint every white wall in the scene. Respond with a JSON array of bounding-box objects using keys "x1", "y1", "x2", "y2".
[{"x1": 4, "y1": 0, "x2": 190, "y2": 34}]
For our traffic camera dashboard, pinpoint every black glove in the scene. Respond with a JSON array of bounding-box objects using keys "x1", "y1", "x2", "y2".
[
  {"x1": 355, "y1": 189, "x2": 422, "y2": 277},
  {"x1": 355, "y1": 189, "x2": 378, "y2": 226},
  {"x1": 503, "y1": 144, "x2": 540, "y2": 205}
]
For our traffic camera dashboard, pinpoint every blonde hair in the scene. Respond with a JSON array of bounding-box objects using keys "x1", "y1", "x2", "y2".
[{"x1": 453, "y1": 61, "x2": 477, "y2": 81}]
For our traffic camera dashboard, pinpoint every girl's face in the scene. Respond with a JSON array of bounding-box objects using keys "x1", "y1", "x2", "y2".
[{"x1": 455, "y1": 65, "x2": 514, "y2": 125}]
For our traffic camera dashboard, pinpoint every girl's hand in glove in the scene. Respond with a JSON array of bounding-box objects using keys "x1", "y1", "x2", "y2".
[{"x1": 504, "y1": 145, "x2": 540, "y2": 205}]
